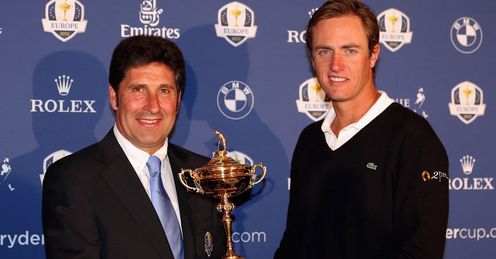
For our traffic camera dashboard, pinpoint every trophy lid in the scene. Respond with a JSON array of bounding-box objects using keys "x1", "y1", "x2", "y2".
[{"x1": 195, "y1": 131, "x2": 251, "y2": 178}]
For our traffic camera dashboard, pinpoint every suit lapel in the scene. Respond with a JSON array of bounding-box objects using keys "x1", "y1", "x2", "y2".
[{"x1": 97, "y1": 131, "x2": 174, "y2": 259}]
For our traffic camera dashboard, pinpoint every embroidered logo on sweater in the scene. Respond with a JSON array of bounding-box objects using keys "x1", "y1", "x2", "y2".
[
  {"x1": 421, "y1": 170, "x2": 449, "y2": 183},
  {"x1": 366, "y1": 162, "x2": 378, "y2": 171}
]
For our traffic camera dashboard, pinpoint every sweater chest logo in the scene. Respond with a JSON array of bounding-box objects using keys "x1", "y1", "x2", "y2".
[
  {"x1": 366, "y1": 162, "x2": 378, "y2": 171},
  {"x1": 296, "y1": 77, "x2": 332, "y2": 121}
]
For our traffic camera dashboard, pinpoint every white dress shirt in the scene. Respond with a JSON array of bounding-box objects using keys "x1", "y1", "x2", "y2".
[
  {"x1": 113, "y1": 125, "x2": 183, "y2": 231},
  {"x1": 321, "y1": 91, "x2": 394, "y2": 150}
]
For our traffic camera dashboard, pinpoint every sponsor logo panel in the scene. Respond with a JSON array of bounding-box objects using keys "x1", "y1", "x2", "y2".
[
  {"x1": 296, "y1": 77, "x2": 331, "y2": 122},
  {"x1": 378, "y1": 8, "x2": 413, "y2": 52},
  {"x1": 446, "y1": 227, "x2": 496, "y2": 241},
  {"x1": 449, "y1": 155, "x2": 493, "y2": 191},
  {"x1": 42, "y1": 0, "x2": 87, "y2": 42},
  {"x1": 394, "y1": 87, "x2": 429, "y2": 119},
  {"x1": 217, "y1": 80, "x2": 254, "y2": 120},
  {"x1": 1, "y1": 157, "x2": 15, "y2": 191},
  {"x1": 0, "y1": 231, "x2": 45, "y2": 248},
  {"x1": 215, "y1": 1, "x2": 257, "y2": 47},
  {"x1": 121, "y1": 0, "x2": 180, "y2": 39},
  {"x1": 287, "y1": 7, "x2": 317, "y2": 44},
  {"x1": 40, "y1": 150, "x2": 72, "y2": 185},
  {"x1": 448, "y1": 81, "x2": 486, "y2": 124},
  {"x1": 30, "y1": 74, "x2": 97, "y2": 113},
  {"x1": 450, "y1": 17, "x2": 482, "y2": 54}
]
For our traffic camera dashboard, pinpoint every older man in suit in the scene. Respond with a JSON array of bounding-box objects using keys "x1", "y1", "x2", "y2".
[{"x1": 42, "y1": 35, "x2": 226, "y2": 259}]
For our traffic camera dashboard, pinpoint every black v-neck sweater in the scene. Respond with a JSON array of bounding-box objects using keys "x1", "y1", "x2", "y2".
[{"x1": 276, "y1": 103, "x2": 449, "y2": 259}]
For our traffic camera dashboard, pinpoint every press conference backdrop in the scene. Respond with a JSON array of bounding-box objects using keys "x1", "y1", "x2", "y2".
[{"x1": 0, "y1": 0, "x2": 494, "y2": 258}]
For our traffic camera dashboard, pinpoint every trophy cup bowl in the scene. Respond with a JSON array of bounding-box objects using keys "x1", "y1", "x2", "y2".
[{"x1": 179, "y1": 131, "x2": 266, "y2": 259}]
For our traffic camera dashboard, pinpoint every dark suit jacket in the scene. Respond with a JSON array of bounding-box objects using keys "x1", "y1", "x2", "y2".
[{"x1": 42, "y1": 131, "x2": 226, "y2": 259}]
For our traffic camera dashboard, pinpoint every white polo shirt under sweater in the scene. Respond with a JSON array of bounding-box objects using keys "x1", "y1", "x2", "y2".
[{"x1": 321, "y1": 91, "x2": 394, "y2": 151}]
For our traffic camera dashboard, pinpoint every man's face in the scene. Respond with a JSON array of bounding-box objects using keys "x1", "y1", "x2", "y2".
[
  {"x1": 311, "y1": 15, "x2": 379, "y2": 104},
  {"x1": 109, "y1": 62, "x2": 180, "y2": 154}
]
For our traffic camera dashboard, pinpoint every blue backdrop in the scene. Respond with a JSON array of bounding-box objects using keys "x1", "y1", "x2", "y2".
[{"x1": 0, "y1": 1, "x2": 494, "y2": 258}]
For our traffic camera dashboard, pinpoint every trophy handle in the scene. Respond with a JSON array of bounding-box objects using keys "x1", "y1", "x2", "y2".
[
  {"x1": 250, "y1": 163, "x2": 266, "y2": 186},
  {"x1": 179, "y1": 169, "x2": 200, "y2": 193}
]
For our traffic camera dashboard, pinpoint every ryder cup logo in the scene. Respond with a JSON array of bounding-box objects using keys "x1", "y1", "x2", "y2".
[
  {"x1": 40, "y1": 150, "x2": 72, "y2": 185},
  {"x1": 296, "y1": 77, "x2": 331, "y2": 121},
  {"x1": 378, "y1": 8, "x2": 413, "y2": 52},
  {"x1": 215, "y1": 2, "x2": 257, "y2": 47},
  {"x1": 120, "y1": 0, "x2": 180, "y2": 39},
  {"x1": 448, "y1": 81, "x2": 486, "y2": 124},
  {"x1": 450, "y1": 17, "x2": 482, "y2": 54},
  {"x1": 217, "y1": 80, "x2": 254, "y2": 120},
  {"x1": 41, "y1": 0, "x2": 88, "y2": 42}
]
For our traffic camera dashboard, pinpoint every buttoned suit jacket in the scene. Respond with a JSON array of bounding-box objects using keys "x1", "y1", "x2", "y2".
[{"x1": 42, "y1": 131, "x2": 226, "y2": 259}]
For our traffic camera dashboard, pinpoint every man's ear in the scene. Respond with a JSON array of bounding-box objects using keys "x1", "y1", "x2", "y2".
[
  {"x1": 109, "y1": 85, "x2": 118, "y2": 110},
  {"x1": 370, "y1": 43, "x2": 380, "y2": 69}
]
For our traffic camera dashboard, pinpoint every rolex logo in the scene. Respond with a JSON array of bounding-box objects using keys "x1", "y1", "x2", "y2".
[
  {"x1": 460, "y1": 155, "x2": 475, "y2": 175},
  {"x1": 55, "y1": 75, "x2": 74, "y2": 96}
]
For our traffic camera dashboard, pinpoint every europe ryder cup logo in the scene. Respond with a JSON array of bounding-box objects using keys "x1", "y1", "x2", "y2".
[
  {"x1": 215, "y1": 1, "x2": 257, "y2": 47},
  {"x1": 40, "y1": 150, "x2": 72, "y2": 185},
  {"x1": 296, "y1": 77, "x2": 331, "y2": 122},
  {"x1": 41, "y1": 0, "x2": 88, "y2": 42},
  {"x1": 217, "y1": 80, "x2": 254, "y2": 120},
  {"x1": 378, "y1": 8, "x2": 413, "y2": 52},
  {"x1": 450, "y1": 17, "x2": 483, "y2": 54},
  {"x1": 448, "y1": 81, "x2": 486, "y2": 124}
]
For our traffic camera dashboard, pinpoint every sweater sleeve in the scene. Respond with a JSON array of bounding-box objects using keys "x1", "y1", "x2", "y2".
[{"x1": 393, "y1": 124, "x2": 449, "y2": 259}]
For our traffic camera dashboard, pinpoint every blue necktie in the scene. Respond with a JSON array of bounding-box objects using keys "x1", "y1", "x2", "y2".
[{"x1": 147, "y1": 156, "x2": 184, "y2": 259}]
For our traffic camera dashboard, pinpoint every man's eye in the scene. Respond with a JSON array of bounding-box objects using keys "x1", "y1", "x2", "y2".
[
  {"x1": 160, "y1": 88, "x2": 171, "y2": 94},
  {"x1": 318, "y1": 49, "x2": 331, "y2": 56},
  {"x1": 345, "y1": 49, "x2": 357, "y2": 55},
  {"x1": 131, "y1": 86, "x2": 144, "y2": 92}
]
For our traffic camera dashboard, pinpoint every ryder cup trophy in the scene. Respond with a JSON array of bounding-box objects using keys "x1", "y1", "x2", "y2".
[{"x1": 179, "y1": 131, "x2": 266, "y2": 259}]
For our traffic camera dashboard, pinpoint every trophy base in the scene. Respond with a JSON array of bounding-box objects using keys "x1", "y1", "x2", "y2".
[{"x1": 223, "y1": 256, "x2": 244, "y2": 259}]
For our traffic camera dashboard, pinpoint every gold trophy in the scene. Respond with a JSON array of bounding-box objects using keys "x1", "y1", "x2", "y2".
[{"x1": 179, "y1": 131, "x2": 266, "y2": 259}]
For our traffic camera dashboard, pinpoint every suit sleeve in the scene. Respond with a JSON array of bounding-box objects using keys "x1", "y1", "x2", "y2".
[
  {"x1": 393, "y1": 127, "x2": 449, "y2": 259},
  {"x1": 42, "y1": 161, "x2": 101, "y2": 259}
]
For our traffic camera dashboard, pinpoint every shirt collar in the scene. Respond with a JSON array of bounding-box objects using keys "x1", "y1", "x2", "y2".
[
  {"x1": 113, "y1": 125, "x2": 168, "y2": 173},
  {"x1": 321, "y1": 91, "x2": 394, "y2": 134}
]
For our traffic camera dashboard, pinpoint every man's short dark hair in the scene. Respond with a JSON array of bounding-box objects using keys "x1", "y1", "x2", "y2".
[
  {"x1": 305, "y1": 0, "x2": 379, "y2": 56},
  {"x1": 109, "y1": 35, "x2": 185, "y2": 94}
]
